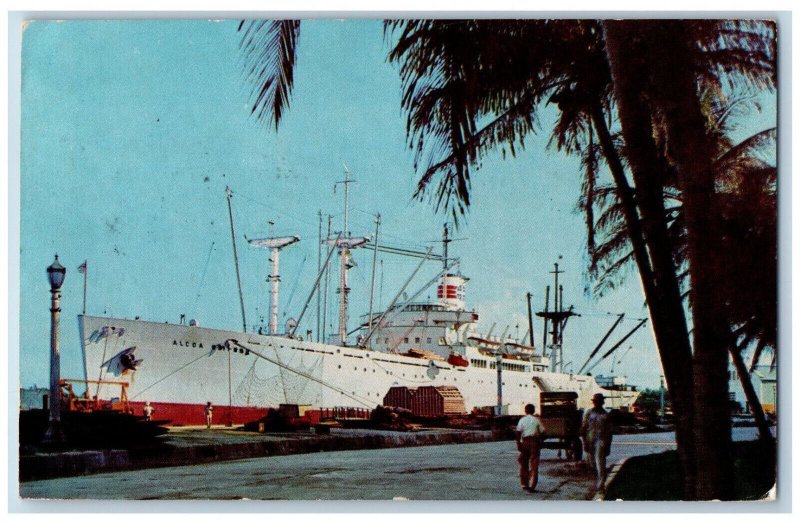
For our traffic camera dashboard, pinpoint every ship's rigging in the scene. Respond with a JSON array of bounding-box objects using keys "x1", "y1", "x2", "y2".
[{"x1": 224, "y1": 339, "x2": 376, "y2": 408}]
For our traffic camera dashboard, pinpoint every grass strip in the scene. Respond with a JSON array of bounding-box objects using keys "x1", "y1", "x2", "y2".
[{"x1": 605, "y1": 439, "x2": 775, "y2": 501}]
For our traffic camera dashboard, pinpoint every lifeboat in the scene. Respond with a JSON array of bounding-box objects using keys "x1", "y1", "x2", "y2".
[{"x1": 447, "y1": 353, "x2": 469, "y2": 367}]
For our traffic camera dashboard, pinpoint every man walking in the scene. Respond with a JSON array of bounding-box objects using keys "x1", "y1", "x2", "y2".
[
  {"x1": 581, "y1": 393, "x2": 614, "y2": 491},
  {"x1": 515, "y1": 403, "x2": 546, "y2": 492}
]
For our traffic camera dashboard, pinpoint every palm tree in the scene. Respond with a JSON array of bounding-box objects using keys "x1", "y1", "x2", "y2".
[
  {"x1": 585, "y1": 112, "x2": 777, "y2": 448},
  {"x1": 602, "y1": 19, "x2": 775, "y2": 500},
  {"x1": 711, "y1": 121, "x2": 776, "y2": 448},
  {"x1": 386, "y1": 18, "x2": 699, "y2": 497},
  {"x1": 387, "y1": 19, "x2": 775, "y2": 499}
]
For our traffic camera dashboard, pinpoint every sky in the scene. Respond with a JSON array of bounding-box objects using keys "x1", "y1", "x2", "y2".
[{"x1": 17, "y1": 19, "x2": 777, "y2": 392}]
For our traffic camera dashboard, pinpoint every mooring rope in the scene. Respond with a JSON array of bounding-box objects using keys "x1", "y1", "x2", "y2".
[{"x1": 227, "y1": 340, "x2": 375, "y2": 408}]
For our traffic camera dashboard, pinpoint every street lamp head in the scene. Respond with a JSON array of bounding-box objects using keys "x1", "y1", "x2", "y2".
[{"x1": 47, "y1": 254, "x2": 66, "y2": 290}]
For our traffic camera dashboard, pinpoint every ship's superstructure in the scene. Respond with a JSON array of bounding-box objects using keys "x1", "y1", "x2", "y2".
[{"x1": 78, "y1": 177, "x2": 639, "y2": 424}]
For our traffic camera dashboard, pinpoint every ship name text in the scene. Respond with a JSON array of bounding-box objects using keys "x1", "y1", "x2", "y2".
[{"x1": 173, "y1": 340, "x2": 204, "y2": 348}]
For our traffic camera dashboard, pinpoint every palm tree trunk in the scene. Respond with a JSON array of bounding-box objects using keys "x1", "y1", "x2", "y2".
[
  {"x1": 600, "y1": 24, "x2": 698, "y2": 499},
  {"x1": 730, "y1": 346, "x2": 775, "y2": 447},
  {"x1": 622, "y1": 20, "x2": 734, "y2": 500}
]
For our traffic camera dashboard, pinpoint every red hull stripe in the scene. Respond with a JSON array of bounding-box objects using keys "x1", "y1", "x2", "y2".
[{"x1": 128, "y1": 401, "x2": 268, "y2": 426}]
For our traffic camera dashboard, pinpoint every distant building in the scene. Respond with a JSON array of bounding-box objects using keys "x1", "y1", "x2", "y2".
[
  {"x1": 20, "y1": 386, "x2": 49, "y2": 411},
  {"x1": 751, "y1": 365, "x2": 776, "y2": 415},
  {"x1": 728, "y1": 357, "x2": 776, "y2": 415}
]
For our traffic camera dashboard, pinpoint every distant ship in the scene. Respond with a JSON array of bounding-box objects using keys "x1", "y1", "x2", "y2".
[{"x1": 78, "y1": 176, "x2": 639, "y2": 425}]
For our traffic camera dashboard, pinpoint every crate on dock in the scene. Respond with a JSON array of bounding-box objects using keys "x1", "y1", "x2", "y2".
[
  {"x1": 383, "y1": 386, "x2": 416, "y2": 410},
  {"x1": 411, "y1": 386, "x2": 466, "y2": 417}
]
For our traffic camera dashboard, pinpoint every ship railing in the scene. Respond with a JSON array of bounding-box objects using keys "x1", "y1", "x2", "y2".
[
  {"x1": 319, "y1": 406, "x2": 372, "y2": 421},
  {"x1": 59, "y1": 378, "x2": 131, "y2": 414}
]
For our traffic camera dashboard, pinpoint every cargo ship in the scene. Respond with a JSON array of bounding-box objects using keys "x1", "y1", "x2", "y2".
[{"x1": 78, "y1": 178, "x2": 640, "y2": 425}]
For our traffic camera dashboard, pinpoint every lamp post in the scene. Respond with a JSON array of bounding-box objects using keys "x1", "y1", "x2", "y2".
[
  {"x1": 43, "y1": 254, "x2": 66, "y2": 444},
  {"x1": 495, "y1": 353, "x2": 503, "y2": 416}
]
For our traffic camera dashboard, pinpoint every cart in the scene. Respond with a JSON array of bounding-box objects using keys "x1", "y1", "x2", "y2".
[{"x1": 539, "y1": 391, "x2": 584, "y2": 460}]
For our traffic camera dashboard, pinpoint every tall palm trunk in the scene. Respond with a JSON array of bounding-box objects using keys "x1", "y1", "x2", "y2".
[
  {"x1": 600, "y1": 24, "x2": 698, "y2": 499},
  {"x1": 730, "y1": 345, "x2": 775, "y2": 447},
  {"x1": 649, "y1": 23, "x2": 735, "y2": 501},
  {"x1": 607, "y1": 20, "x2": 735, "y2": 500}
]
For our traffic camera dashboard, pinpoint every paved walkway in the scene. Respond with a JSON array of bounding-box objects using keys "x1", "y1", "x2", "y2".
[{"x1": 18, "y1": 432, "x2": 678, "y2": 502}]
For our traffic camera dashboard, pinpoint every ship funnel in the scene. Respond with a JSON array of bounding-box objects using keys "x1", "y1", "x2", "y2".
[
  {"x1": 248, "y1": 235, "x2": 300, "y2": 335},
  {"x1": 437, "y1": 274, "x2": 467, "y2": 311},
  {"x1": 436, "y1": 223, "x2": 467, "y2": 311}
]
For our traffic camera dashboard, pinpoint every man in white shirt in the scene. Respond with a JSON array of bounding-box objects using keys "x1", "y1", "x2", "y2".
[
  {"x1": 205, "y1": 402, "x2": 214, "y2": 428},
  {"x1": 143, "y1": 401, "x2": 154, "y2": 421},
  {"x1": 515, "y1": 403, "x2": 546, "y2": 492}
]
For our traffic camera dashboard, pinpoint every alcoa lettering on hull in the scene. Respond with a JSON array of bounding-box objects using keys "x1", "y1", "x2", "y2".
[{"x1": 173, "y1": 340, "x2": 205, "y2": 348}]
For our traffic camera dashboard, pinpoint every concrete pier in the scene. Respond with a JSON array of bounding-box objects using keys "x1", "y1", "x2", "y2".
[
  {"x1": 18, "y1": 429, "x2": 694, "y2": 501},
  {"x1": 20, "y1": 426, "x2": 504, "y2": 482}
]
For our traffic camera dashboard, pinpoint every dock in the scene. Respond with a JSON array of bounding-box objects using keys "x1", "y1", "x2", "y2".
[{"x1": 19, "y1": 425, "x2": 504, "y2": 482}]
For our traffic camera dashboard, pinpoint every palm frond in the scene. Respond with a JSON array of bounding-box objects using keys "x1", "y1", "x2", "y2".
[
  {"x1": 389, "y1": 19, "x2": 599, "y2": 223},
  {"x1": 715, "y1": 127, "x2": 777, "y2": 168},
  {"x1": 239, "y1": 19, "x2": 301, "y2": 130}
]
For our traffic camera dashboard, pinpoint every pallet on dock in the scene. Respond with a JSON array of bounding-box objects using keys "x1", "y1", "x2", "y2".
[
  {"x1": 383, "y1": 386, "x2": 416, "y2": 410},
  {"x1": 411, "y1": 385, "x2": 466, "y2": 417}
]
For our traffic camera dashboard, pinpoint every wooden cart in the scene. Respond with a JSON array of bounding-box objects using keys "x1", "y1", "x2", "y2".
[{"x1": 539, "y1": 391, "x2": 584, "y2": 460}]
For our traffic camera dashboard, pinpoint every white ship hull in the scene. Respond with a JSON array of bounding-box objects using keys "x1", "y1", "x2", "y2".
[{"x1": 79, "y1": 314, "x2": 640, "y2": 422}]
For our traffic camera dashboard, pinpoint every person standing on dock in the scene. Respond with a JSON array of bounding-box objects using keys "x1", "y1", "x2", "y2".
[
  {"x1": 515, "y1": 403, "x2": 545, "y2": 492},
  {"x1": 204, "y1": 402, "x2": 214, "y2": 428},
  {"x1": 143, "y1": 401, "x2": 154, "y2": 421},
  {"x1": 581, "y1": 393, "x2": 614, "y2": 491}
]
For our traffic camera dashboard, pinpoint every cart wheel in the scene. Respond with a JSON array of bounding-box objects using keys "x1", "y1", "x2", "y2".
[{"x1": 571, "y1": 438, "x2": 583, "y2": 461}]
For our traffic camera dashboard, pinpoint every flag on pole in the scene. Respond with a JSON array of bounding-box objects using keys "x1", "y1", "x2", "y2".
[{"x1": 78, "y1": 261, "x2": 87, "y2": 273}]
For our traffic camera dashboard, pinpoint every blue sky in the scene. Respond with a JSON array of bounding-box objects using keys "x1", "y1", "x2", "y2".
[{"x1": 18, "y1": 19, "x2": 776, "y2": 391}]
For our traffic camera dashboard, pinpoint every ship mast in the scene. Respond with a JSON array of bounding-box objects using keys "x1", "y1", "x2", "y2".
[
  {"x1": 332, "y1": 165, "x2": 368, "y2": 345},
  {"x1": 442, "y1": 223, "x2": 451, "y2": 271},
  {"x1": 339, "y1": 166, "x2": 352, "y2": 345},
  {"x1": 536, "y1": 262, "x2": 577, "y2": 372},
  {"x1": 225, "y1": 187, "x2": 247, "y2": 333},
  {"x1": 248, "y1": 229, "x2": 300, "y2": 335}
]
